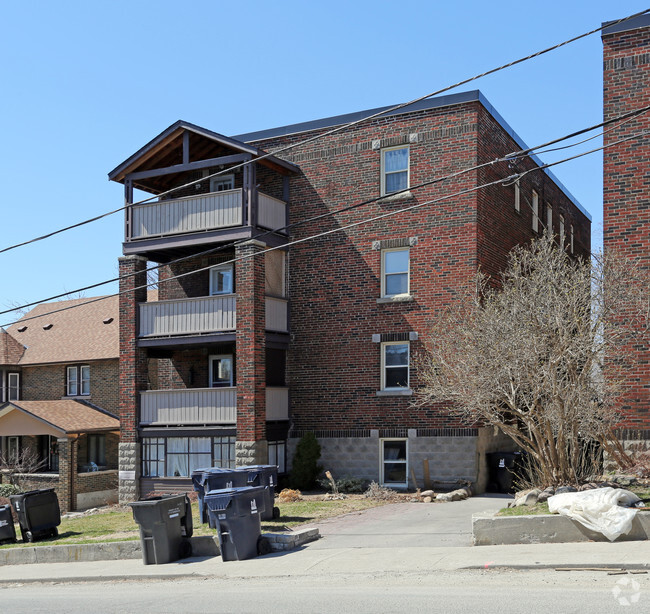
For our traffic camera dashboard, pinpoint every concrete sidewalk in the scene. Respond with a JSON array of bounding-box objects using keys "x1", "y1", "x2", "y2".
[{"x1": 0, "y1": 540, "x2": 648, "y2": 584}]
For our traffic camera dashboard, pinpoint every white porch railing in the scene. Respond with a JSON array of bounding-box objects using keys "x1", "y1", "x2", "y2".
[
  {"x1": 139, "y1": 295, "x2": 236, "y2": 337},
  {"x1": 266, "y1": 387, "x2": 289, "y2": 421},
  {"x1": 258, "y1": 193, "x2": 287, "y2": 230},
  {"x1": 140, "y1": 388, "x2": 237, "y2": 425},
  {"x1": 129, "y1": 189, "x2": 243, "y2": 239},
  {"x1": 265, "y1": 297, "x2": 288, "y2": 332}
]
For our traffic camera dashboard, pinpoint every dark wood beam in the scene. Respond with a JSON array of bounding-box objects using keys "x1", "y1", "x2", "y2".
[{"x1": 125, "y1": 153, "x2": 251, "y2": 181}]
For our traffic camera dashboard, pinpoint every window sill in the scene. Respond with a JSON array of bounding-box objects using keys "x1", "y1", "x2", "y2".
[
  {"x1": 377, "y1": 294, "x2": 414, "y2": 304},
  {"x1": 63, "y1": 395, "x2": 91, "y2": 400},
  {"x1": 376, "y1": 388, "x2": 413, "y2": 397},
  {"x1": 380, "y1": 191, "x2": 413, "y2": 202}
]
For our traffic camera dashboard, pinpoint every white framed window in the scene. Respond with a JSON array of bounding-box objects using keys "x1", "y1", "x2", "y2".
[
  {"x1": 546, "y1": 203, "x2": 553, "y2": 234},
  {"x1": 8, "y1": 372, "x2": 20, "y2": 401},
  {"x1": 381, "y1": 248, "x2": 409, "y2": 297},
  {"x1": 559, "y1": 214, "x2": 565, "y2": 246},
  {"x1": 209, "y1": 354, "x2": 234, "y2": 388},
  {"x1": 532, "y1": 190, "x2": 539, "y2": 233},
  {"x1": 381, "y1": 146, "x2": 409, "y2": 195},
  {"x1": 268, "y1": 440, "x2": 286, "y2": 474},
  {"x1": 514, "y1": 180, "x2": 520, "y2": 213},
  {"x1": 67, "y1": 365, "x2": 90, "y2": 396},
  {"x1": 210, "y1": 264, "x2": 234, "y2": 295},
  {"x1": 381, "y1": 342, "x2": 409, "y2": 390},
  {"x1": 380, "y1": 439, "x2": 408, "y2": 488},
  {"x1": 210, "y1": 174, "x2": 234, "y2": 193}
]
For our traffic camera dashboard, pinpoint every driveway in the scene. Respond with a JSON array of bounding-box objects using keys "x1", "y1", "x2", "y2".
[{"x1": 308, "y1": 494, "x2": 512, "y2": 549}]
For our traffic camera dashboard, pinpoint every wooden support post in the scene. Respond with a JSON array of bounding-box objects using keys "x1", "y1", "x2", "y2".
[
  {"x1": 423, "y1": 459, "x2": 432, "y2": 490},
  {"x1": 410, "y1": 467, "x2": 418, "y2": 491}
]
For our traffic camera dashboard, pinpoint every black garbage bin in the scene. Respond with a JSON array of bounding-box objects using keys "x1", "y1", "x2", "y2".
[
  {"x1": 0, "y1": 504, "x2": 17, "y2": 545},
  {"x1": 237, "y1": 464, "x2": 280, "y2": 520},
  {"x1": 129, "y1": 494, "x2": 193, "y2": 565},
  {"x1": 191, "y1": 467, "x2": 249, "y2": 525},
  {"x1": 205, "y1": 486, "x2": 269, "y2": 561},
  {"x1": 9, "y1": 488, "x2": 61, "y2": 543},
  {"x1": 486, "y1": 452, "x2": 524, "y2": 493}
]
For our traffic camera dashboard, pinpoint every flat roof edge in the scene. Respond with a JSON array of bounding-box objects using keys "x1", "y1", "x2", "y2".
[{"x1": 602, "y1": 14, "x2": 650, "y2": 36}]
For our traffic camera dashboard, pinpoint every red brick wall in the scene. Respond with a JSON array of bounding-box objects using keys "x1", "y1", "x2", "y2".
[
  {"x1": 243, "y1": 101, "x2": 591, "y2": 433},
  {"x1": 603, "y1": 21, "x2": 650, "y2": 430}
]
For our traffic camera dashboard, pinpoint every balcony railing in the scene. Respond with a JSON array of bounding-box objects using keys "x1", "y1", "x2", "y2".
[
  {"x1": 127, "y1": 189, "x2": 287, "y2": 240},
  {"x1": 140, "y1": 387, "x2": 236, "y2": 425},
  {"x1": 266, "y1": 387, "x2": 289, "y2": 421},
  {"x1": 139, "y1": 295, "x2": 236, "y2": 338}
]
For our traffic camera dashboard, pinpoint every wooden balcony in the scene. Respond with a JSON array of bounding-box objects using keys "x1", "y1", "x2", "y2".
[
  {"x1": 140, "y1": 387, "x2": 236, "y2": 426},
  {"x1": 126, "y1": 189, "x2": 286, "y2": 242},
  {"x1": 139, "y1": 295, "x2": 236, "y2": 338},
  {"x1": 266, "y1": 387, "x2": 289, "y2": 421},
  {"x1": 139, "y1": 296, "x2": 287, "y2": 339}
]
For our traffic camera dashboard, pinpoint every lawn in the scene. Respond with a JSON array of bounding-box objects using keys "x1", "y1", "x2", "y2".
[{"x1": 0, "y1": 495, "x2": 388, "y2": 548}]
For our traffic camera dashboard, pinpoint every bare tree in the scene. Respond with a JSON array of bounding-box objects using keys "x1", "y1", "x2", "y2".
[
  {"x1": 417, "y1": 234, "x2": 650, "y2": 487},
  {"x1": 0, "y1": 446, "x2": 46, "y2": 491}
]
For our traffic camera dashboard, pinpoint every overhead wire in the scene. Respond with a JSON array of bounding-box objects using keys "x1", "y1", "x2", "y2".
[
  {"x1": 0, "y1": 8, "x2": 648, "y2": 257},
  {"x1": 3, "y1": 122, "x2": 648, "y2": 329},
  {"x1": 3, "y1": 102, "x2": 649, "y2": 320}
]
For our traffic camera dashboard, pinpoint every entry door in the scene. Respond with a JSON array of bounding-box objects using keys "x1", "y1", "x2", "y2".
[{"x1": 210, "y1": 355, "x2": 234, "y2": 387}]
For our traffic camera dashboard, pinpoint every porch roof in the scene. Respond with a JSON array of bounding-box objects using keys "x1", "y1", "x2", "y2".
[{"x1": 0, "y1": 400, "x2": 119, "y2": 437}]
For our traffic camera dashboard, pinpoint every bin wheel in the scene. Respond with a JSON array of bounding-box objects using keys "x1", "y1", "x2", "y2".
[
  {"x1": 179, "y1": 540, "x2": 193, "y2": 559},
  {"x1": 25, "y1": 531, "x2": 34, "y2": 543},
  {"x1": 257, "y1": 536, "x2": 272, "y2": 556},
  {"x1": 272, "y1": 506, "x2": 281, "y2": 519}
]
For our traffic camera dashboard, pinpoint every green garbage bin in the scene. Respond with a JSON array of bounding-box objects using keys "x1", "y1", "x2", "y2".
[
  {"x1": 9, "y1": 489, "x2": 60, "y2": 543},
  {"x1": 129, "y1": 494, "x2": 193, "y2": 565},
  {"x1": 205, "y1": 486, "x2": 269, "y2": 561}
]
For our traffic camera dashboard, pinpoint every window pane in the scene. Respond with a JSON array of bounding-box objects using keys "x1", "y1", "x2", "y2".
[
  {"x1": 385, "y1": 367, "x2": 408, "y2": 388},
  {"x1": 67, "y1": 367, "x2": 78, "y2": 396},
  {"x1": 385, "y1": 344, "x2": 408, "y2": 366},
  {"x1": 384, "y1": 440, "x2": 407, "y2": 460},
  {"x1": 385, "y1": 171, "x2": 407, "y2": 193},
  {"x1": 211, "y1": 266, "x2": 233, "y2": 295},
  {"x1": 384, "y1": 148, "x2": 408, "y2": 172},
  {"x1": 211, "y1": 356, "x2": 233, "y2": 387},
  {"x1": 383, "y1": 462, "x2": 406, "y2": 483},
  {"x1": 81, "y1": 366, "x2": 90, "y2": 395},
  {"x1": 385, "y1": 273, "x2": 408, "y2": 295},
  {"x1": 384, "y1": 250, "x2": 408, "y2": 274}
]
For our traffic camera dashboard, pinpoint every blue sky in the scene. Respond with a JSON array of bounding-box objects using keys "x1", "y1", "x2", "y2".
[{"x1": 0, "y1": 1, "x2": 646, "y2": 322}]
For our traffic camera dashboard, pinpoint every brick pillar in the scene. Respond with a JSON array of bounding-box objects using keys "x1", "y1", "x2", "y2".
[
  {"x1": 118, "y1": 255, "x2": 148, "y2": 503},
  {"x1": 235, "y1": 240, "x2": 268, "y2": 465},
  {"x1": 602, "y1": 17, "x2": 650, "y2": 437},
  {"x1": 57, "y1": 436, "x2": 77, "y2": 513}
]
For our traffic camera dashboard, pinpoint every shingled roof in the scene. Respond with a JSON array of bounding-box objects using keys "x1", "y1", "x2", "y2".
[
  {"x1": 6, "y1": 296, "x2": 118, "y2": 366},
  {"x1": 0, "y1": 400, "x2": 119, "y2": 435},
  {"x1": 0, "y1": 327, "x2": 25, "y2": 365}
]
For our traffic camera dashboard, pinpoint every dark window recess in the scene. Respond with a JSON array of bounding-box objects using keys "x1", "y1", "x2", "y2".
[{"x1": 266, "y1": 349, "x2": 286, "y2": 386}]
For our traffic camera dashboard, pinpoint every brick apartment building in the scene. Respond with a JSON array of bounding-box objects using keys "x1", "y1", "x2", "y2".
[
  {"x1": 110, "y1": 91, "x2": 590, "y2": 501},
  {"x1": 603, "y1": 16, "x2": 650, "y2": 451},
  {"x1": 0, "y1": 297, "x2": 120, "y2": 512}
]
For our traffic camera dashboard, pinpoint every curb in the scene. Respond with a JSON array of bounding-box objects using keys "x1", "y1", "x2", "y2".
[{"x1": 0, "y1": 528, "x2": 319, "y2": 567}]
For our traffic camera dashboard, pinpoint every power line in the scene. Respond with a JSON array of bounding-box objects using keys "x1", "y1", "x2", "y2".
[
  {"x1": 2, "y1": 103, "x2": 649, "y2": 321},
  {"x1": 1, "y1": 8, "x2": 647, "y2": 257},
  {"x1": 3, "y1": 123, "x2": 647, "y2": 329}
]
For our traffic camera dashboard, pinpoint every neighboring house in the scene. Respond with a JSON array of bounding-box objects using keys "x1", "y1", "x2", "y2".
[
  {"x1": 110, "y1": 90, "x2": 590, "y2": 501},
  {"x1": 0, "y1": 297, "x2": 120, "y2": 512},
  {"x1": 602, "y1": 17, "x2": 650, "y2": 453}
]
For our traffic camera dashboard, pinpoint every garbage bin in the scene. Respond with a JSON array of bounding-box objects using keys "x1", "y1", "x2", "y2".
[
  {"x1": 205, "y1": 486, "x2": 270, "y2": 561},
  {"x1": 191, "y1": 467, "x2": 249, "y2": 525},
  {"x1": 0, "y1": 504, "x2": 17, "y2": 545},
  {"x1": 9, "y1": 488, "x2": 61, "y2": 543},
  {"x1": 486, "y1": 452, "x2": 524, "y2": 493},
  {"x1": 129, "y1": 494, "x2": 193, "y2": 565},
  {"x1": 237, "y1": 464, "x2": 280, "y2": 520}
]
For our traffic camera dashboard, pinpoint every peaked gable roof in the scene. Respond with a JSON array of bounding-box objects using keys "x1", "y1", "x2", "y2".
[
  {"x1": 0, "y1": 400, "x2": 119, "y2": 435},
  {"x1": 6, "y1": 296, "x2": 118, "y2": 366},
  {"x1": 0, "y1": 327, "x2": 25, "y2": 365}
]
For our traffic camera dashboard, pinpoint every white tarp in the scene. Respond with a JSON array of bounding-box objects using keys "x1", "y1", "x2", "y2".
[{"x1": 547, "y1": 487, "x2": 641, "y2": 541}]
